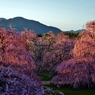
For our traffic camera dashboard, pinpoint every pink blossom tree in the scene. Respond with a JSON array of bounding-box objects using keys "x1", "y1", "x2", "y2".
[
  {"x1": 72, "y1": 21, "x2": 95, "y2": 58},
  {"x1": 39, "y1": 32, "x2": 74, "y2": 75},
  {"x1": 20, "y1": 29, "x2": 38, "y2": 61},
  {"x1": 21, "y1": 28, "x2": 38, "y2": 42},
  {"x1": 51, "y1": 57, "x2": 95, "y2": 89},
  {"x1": 35, "y1": 31, "x2": 56, "y2": 61},
  {"x1": 0, "y1": 28, "x2": 46, "y2": 94},
  {"x1": 51, "y1": 21, "x2": 95, "y2": 89},
  {"x1": 86, "y1": 20, "x2": 95, "y2": 33},
  {"x1": 0, "y1": 28, "x2": 36, "y2": 75}
]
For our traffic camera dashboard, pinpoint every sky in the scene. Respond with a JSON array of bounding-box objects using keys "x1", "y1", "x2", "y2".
[{"x1": 0, "y1": 0, "x2": 95, "y2": 31}]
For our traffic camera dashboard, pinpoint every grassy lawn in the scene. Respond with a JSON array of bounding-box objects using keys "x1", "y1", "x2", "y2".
[
  {"x1": 37, "y1": 73, "x2": 53, "y2": 81},
  {"x1": 45, "y1": 84, "x2": 95, "y2": 95}
]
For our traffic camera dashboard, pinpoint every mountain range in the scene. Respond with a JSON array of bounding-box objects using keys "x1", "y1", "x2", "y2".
[
  {"x1": 0, "y1": 17, "x2": 84, "y2": 34},
  {"x1": 64, "y1": 29, "x2": 85, "y2": 33},
  {"x1": 0, "y1": 17, "x2": 61, "y2": 34}
]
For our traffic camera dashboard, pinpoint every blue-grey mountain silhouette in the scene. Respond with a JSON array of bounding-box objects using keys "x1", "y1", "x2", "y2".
[{"x1": 0, "y1": 17, "x2": 61, "y2": 34}]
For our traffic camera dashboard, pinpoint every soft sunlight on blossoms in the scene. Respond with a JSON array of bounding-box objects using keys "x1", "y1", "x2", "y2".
[
  {"x1": 51, "y1": 21, "x2": 95, "y2": 89},
  {"x1": 0, "y1": 28, "x2": 35, "y2": 75},
  {"x1": 86, "y1": 20, "x2": 95, "y2": 33}
]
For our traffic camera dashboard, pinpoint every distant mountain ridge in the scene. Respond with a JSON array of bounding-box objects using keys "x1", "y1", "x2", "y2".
[
  {"x1": 0, "y1": 17, "x2": 61, "y2": 34},
  {"x1": 0, "y1": 18, "x2": 6, "y2": 22},
  {"x1": 64, "y1": 29, "x2": 85, "y2": 33}
]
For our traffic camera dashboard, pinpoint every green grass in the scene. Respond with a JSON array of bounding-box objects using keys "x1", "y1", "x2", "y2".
[
  {"x1": 37, "y1": 73, "x2": 53, "y2": 81},
  {"x1": 45, "y1": 84, "x2": 95, "y2": 95}
]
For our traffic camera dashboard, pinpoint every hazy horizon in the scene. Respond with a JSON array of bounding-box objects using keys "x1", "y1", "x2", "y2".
[{"x1": 0, "y1": 0, "x2": 95, "y2": 31}]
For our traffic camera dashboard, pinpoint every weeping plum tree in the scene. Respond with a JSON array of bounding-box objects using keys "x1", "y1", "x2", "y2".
[
  {"x1": 86, "y1": 20, "x2": 95, "y2": 33},
  {"x1": 0, "y1": 28, "x2": 45, "y2": 94},
  {"x1": 51, "y1": 57, "x2": 95, "y2": 89},
  {"x1": 51, "y1": 21, "x2": 95, "y2": 89},
  {"x1": 30, "y1": 31, "x2": 57, "y2": 73},
  {"x1": 40, "y1": 32, "x2": 74, "y2": 75},
  {"x1": 21, "y1": 30, "x2": 56, "y2": 63},
  {"x1": 21, "y1": 28, "x2": 38, "y2": 42},
  {"x1": 72, "y1": 21, "x2": 95, "y2": 58},
  {"x1": 20, "y1": 29, "x2": 38, "y2": 60},
  {"x1": 0, "y1": 28, "x2": 36, "y2": 75},
  {"x1": 35, "y1": 31, "x2": 56, "y2": 62},
  {"x1": 72, "y1": 32, "x2": 95, "y2": 58}
]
